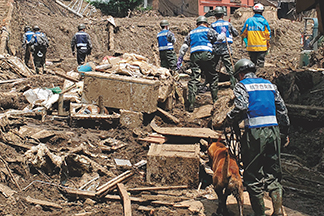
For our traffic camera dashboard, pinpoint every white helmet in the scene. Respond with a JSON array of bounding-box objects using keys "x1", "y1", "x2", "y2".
[{"x1": 253, "y1": 3, "x2": 264, "y2": 13}]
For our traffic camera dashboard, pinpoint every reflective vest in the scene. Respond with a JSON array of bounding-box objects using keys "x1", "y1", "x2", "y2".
[
  {"x1": 189, "y1": 26, "x2": 213, "y2": 53},
  {"x1": 241, "y1": 14, "x2": 271, "y2": 52},
  {"x1": 240, "y1": 77, "x2": 278, "y2": 128},
  {"x1": 157, "y1": 30, "x2": 174, "y2": 51},
  {"x1": 25, "y1": 31, "x2": 34, "y2": 42},
  {"x1": 75, "y1": 31, "x2": 89, "y2": 50},
  {"x1": 211, "y1": 20, "x2": 233, "y2": 44}
]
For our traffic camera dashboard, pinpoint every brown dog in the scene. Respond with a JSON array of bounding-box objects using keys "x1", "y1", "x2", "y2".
[{"x1": 208, "y1": 138, "x2": 244, "y2": 216}]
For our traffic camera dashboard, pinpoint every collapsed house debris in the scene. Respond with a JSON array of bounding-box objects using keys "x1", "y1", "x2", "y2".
[{"x1": 1, "y1": 0, "x2": 324, "y2": 215}]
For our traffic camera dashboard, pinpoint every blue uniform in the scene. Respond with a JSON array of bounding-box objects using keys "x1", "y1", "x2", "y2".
[
  {"x1": 189, "y1": 26, "x2": 213, "y2": 53},
  {"x1": 157, "y1": 29, "x2": 174, "y2": 51},
  {"x1": 22, "y1": 30, "x2": 35, "y2": 65},
  {"x1": 71, "y1": 31, "x2": 92, "y2": 65},
  {"x1": 227, "y1": 72, "x2": 290, "y2": 208}
]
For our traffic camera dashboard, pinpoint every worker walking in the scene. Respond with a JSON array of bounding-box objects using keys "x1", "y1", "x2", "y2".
[
  {"x1": 225, "y1": 59, "x2": 290, "y2": 216},
  {"x1": 30, "y1": 26, "x2": 49, "y2": 74},
  {"x1": 157, "y1": 20, "x2": 177, "y2": 71},
  {"x1": 22, "y1": 26, "x2": 34, "y2": 66},
  {"x1": 177, "y1": 16, "x2": 224, "y2": 112},
  {"x1": 241, "y1": 3, "x2": 271, "y2": 68},
  {"x1": 71, "y1": 24, "x2": 92, "y2": 65},
  {"x1": 211, "y1": 6, "x2": 239, "y2": 88}
]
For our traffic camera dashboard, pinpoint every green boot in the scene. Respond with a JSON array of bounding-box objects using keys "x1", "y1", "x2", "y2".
[
  {"x1": 188, "y1": 93, "x2": 195, "y2": 112},
  {"x1": 249, "y1": 195, "x2": 266, "y2": 216},
  {"x1": 230, "y1": 75, "x2": 236, "y2": 89},
  {"x1": 270, "y1": 188, "x2": 284, "y2": 216},
  {"x1": 211, "y1": 89, "x2": 218, "y2": 103}
]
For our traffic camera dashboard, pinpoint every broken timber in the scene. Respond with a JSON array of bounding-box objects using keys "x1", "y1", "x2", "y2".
[
  {"x1": 286, "y1": 103, "x2": 324, "y2": 120},
  {"x1": 104, "y1": 194, "x2": 190, "y2": 208},
  {"x1": 55, "y1": 0, "x2": 83, "y2": 17},
  {"x1": 157, "y1": 107, "x2": 180, "y2": 124},
  {"x1": 117, "y1": 183, "x2": 132, "y2": 216},
  {"x1": 127, "y1": 185, "x2": 188, "y2": 192},
  {"x1": 64, "y1": 161, "x2": 146, "y2": 199},
  {"x1": 24, "y1": 196, "x2": 63, "y2": 209},
  {"x1": 150, "y1": 119, "x2": 223, "y2": 139}
]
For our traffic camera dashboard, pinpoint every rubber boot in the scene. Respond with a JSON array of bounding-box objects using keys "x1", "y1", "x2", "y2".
[
  {"x1": 270, "y1": 188, "x2": 284, "y2": 216},
  {"x1": 188, "y1": 93, "x2": 195, "y2": 112},
  {"x1": 230, "y1": 75, "x2": 236, "y2": 89},
  {"x1": 211, "y1": 89, "x2": 218, "y2": 104},
  {"x1": 249, "y1": 195, "x2": 266, "y2": 216}
]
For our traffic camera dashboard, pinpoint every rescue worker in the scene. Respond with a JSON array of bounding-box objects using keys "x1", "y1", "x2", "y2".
[
  {"x1": 157, "y1": 20, "x2": 177, "y2": 71},
  {"x1": 22, "y1": 26, "x2": 34, "y2": 66},
  {"x1": 225, "y1": 59, "x2": 290, "y2": 216},
  {"x1": 241, "y1": 3, "x2": 271, "y2": 68},
  {"x1": 211, "y1": 6, "x2": 239, "y2": 89},
  {"x1": 177, "y1": 16, "x2": 225, "y2": 112},
  {"x1": 30, "y1": 26, "x2": 49, "y2": 74},
  {"x1": 71, "y1": 24, "x2": 92, "y2": 65}
]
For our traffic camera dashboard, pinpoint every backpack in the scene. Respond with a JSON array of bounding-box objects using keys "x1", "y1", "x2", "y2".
[{"x1": 35, "y1": 33, "x2": 49, "y2": 48}]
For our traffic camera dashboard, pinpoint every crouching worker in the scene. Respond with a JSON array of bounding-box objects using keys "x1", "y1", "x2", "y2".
[{"x1": 224, "y1": 59, "x2": 290, "y2": 216}]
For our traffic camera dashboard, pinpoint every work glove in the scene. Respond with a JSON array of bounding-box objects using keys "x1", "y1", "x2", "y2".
[
  {"x1": 281, "y1": 134, "x2": 290, "y2": 147},
  {"x1": 177, "y1": 56, "x2": 183, "y2": 70},
  {"x1": 221, "y1": 27, "x2": 227, "y2": 34},
  {"x1": 243, "y1": 37, "x2": 248, "y2": 48},
  {"x1": 280, "y1": 125, "x2": 290, "y2": 147}
]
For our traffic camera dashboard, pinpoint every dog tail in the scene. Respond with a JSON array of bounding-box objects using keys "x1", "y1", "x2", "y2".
[{"x1": 222, "y1": 147, "x2": 231, "y2": 182}]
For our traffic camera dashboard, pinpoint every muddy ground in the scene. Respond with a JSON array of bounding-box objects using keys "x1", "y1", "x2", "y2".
[{"x1": 1, "y1": 0, "x2": 324, "y2": 215}]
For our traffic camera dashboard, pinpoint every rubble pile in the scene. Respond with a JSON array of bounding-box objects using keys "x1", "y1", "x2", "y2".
[{"x1": 0, "y1": 0, "x2": 324, "y2": 215}]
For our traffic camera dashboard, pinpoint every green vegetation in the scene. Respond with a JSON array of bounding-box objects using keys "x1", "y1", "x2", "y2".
[{"x1": 90, "y1": 0, "x2": 143, "y2": 17}]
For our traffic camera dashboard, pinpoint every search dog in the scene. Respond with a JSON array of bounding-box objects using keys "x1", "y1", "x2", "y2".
[{"x1": 207, "y1": 138, "x2": 244, "y2": 216}]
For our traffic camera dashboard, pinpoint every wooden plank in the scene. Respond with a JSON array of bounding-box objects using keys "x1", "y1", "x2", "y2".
[
  {"x1": 150, "y1": 119, "x2": 222, "y2": 139},
  {"x1": 0, "y1": 183, "x2": 17, "y2": 197},
  {"x1": 190, "y1": 104, "x2": 213, "y2": 120},
  {"x1": 157, "y1": 107, "x2": 180, "y2": 124},
  {"x1": 55, "y1": 0, "x2": 83, "y2": 17},
  {"x1": 0, "y1": 78, "x2": 25, "y2": 84},
  {"x1": 54, "y1": 70, "x2": 80, "y2": 83},
  {"x1": 127, "y1": 185, "x2": 188, "y2": 192},
  {"x1": 63, "y1": 188, "x2": 96, "y2": 198},
  {"x1": 70, "y1": 113, "x2": 120, "y2": 120},
  {"x1": 286, "y1": 103, "x2": 324, "y2": 112},
  {"x1": 96, "y1": 171, "x2": 134, "y2": 198},
  {"x1": 24, "y1": 196, "x2": 63, "y2": 209},
  {"x1": 137, "y1": 135, "x2": 167, "y2": 144},
  {"x1": 117, "y1": 183, "x2": 132, "y2": 216}
]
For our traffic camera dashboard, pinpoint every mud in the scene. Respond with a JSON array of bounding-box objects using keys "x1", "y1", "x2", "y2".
[{"x1": 0, "y1": 1, "x2": 323, "y2": 215}]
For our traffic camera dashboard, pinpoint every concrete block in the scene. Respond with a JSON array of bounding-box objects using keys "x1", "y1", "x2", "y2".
[
  {"x1": 82, "y1": 72, "x2": 160, "y2": 113},
  {"x1": 120, "y1": 109, "x2": 143, "y2": 129},
  {"x1": 147, "y1": 144, "x2": 200, "y2": 188}
]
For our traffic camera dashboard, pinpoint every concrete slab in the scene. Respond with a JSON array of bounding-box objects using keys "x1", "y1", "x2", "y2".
[
  {"x1": 120, "y1": 109, "x2": 143, "y2": 129},
  {"x1": 81, "y1": 72, "x2": 160, "y2": 113},
  {"x1": 147, "y1": 144, "x2": 200, "y2": 188}
]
